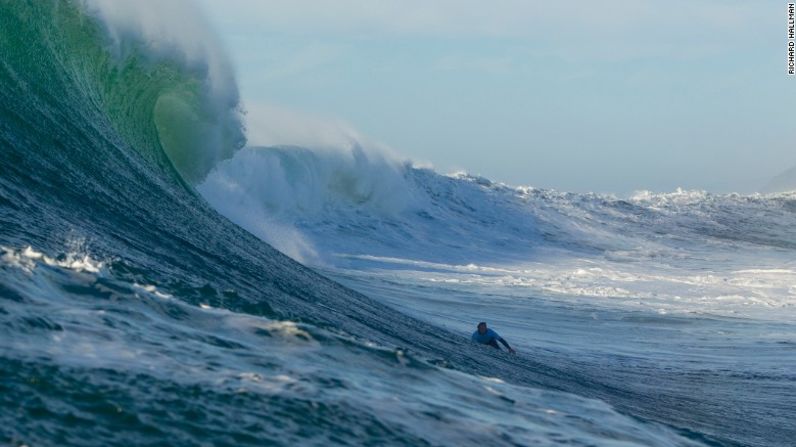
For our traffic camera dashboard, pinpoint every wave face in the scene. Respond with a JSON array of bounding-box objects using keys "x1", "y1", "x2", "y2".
[{"x1": 0, "y1": 2, "x2": 722, "y2": 447}]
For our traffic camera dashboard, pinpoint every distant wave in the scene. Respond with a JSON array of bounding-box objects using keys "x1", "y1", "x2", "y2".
[{"x1": 199, "y1": 145, "x2": 796, "y2": 266}]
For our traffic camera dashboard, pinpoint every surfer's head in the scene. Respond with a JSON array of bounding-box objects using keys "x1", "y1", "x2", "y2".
[{"x1": 477, "y1": 322, "x2": 487, "y2": 334}]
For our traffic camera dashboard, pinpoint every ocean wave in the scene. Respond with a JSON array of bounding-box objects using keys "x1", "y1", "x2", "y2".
[
  {"x1": 1, "y1": 0, "x2": 244, "y2": 184},
  {"x1": 199, "y1": 145, "x2": 796, "y2": 267}
]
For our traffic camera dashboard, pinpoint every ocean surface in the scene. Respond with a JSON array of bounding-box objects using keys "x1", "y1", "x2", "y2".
[{"x1": 1, "y1": 2, "x2": 795, "y2": 446}]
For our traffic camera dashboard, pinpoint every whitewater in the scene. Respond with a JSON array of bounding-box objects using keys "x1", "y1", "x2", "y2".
[{"x1": 1, "y1": 2, "x2": 794, "y2": 447}]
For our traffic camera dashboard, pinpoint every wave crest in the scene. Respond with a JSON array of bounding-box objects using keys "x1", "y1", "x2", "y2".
[{"x1": 0, "y1": 0, "x2": 244, "y2": 183}]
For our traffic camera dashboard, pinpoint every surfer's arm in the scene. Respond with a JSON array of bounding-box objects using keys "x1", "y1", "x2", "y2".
[{"x1": 498, "y1": 337, "x2": 515, "y2": 353}]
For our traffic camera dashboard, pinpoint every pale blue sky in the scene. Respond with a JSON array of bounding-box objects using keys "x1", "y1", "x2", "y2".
[{"x1": 198, "y1": 0, "x2": 795, "y2": 193}]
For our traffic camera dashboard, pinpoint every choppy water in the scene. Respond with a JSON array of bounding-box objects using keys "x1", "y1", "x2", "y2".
[{"x1": 1, "y1": 1, "x2": 795, "y2": 446}]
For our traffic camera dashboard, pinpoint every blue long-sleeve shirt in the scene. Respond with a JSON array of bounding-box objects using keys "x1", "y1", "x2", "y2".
[{"x1": 471, "y1": 328, "x2": 511, "y2": 350}]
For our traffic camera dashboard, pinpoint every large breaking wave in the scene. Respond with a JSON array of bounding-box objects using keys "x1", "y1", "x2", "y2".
[{"x1": 1, "y1": 2, "x2": 794, "y2": 447}]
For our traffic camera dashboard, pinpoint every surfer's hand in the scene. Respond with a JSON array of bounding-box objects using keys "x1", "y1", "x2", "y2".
[{"x1": 508, "y1": 348, "x2": 516, "y2": 354}]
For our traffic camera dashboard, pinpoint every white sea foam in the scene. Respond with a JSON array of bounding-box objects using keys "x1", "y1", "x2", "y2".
[
  {"x1": 197, "y1": 145, "x2": 411, "y2": 262},
  {"x1": 338, "y1": 255, "x2": 796, "y2": 319},
  {"x1": 1, "y1": 245, "x2": 104, "y2": 274}
]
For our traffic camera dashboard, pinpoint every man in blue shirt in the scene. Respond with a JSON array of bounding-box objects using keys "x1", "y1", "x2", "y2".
[{"x1": 471, "y1": 322, "x2": 515, "y2": 353}]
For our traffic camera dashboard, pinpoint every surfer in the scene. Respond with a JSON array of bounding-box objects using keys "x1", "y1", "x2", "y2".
[{"x1": 471, "y1": 322, "x2": 515, "y2": 353}]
